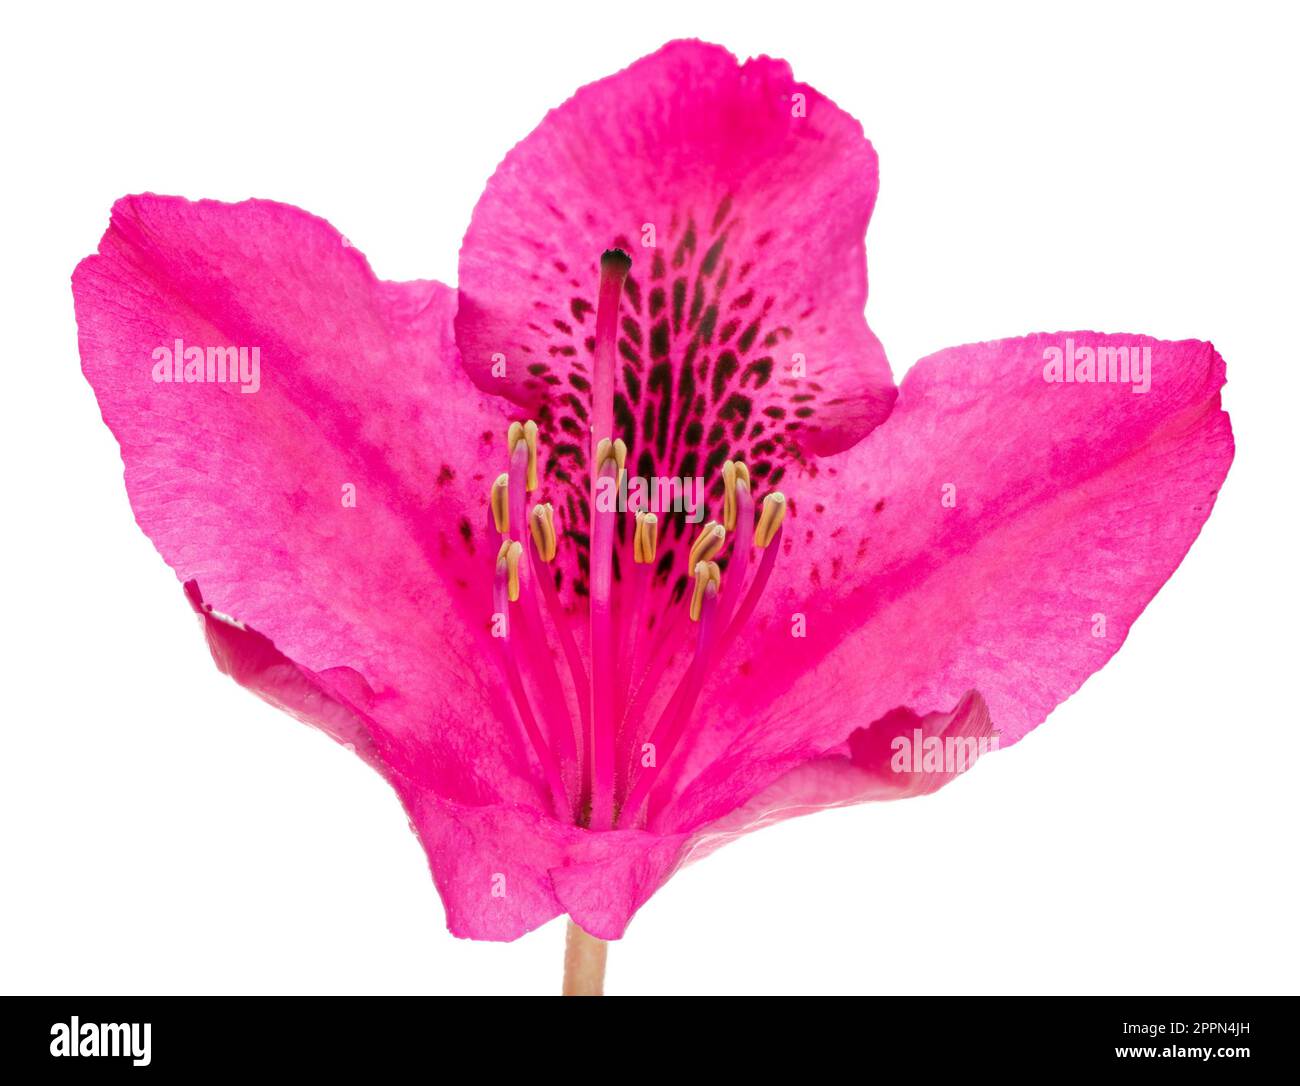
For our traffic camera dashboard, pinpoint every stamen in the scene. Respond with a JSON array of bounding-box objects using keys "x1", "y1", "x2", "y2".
[
  {"x1": 529, "y1": 502, "x2": 557, "y2": 562},
  {"x1": 650, "y1": 513, "x2": 783, "y2": 824},
  {"x1": 633, "y1": 510, "x2": 659, "y2": 564},
  {"x1": 716, "y1": 465, "x2": 753, "y2": 631},
  {"x1": 507, "y1": 507, "x2": 579, "y2": 791},
  {"x1": 523, "y1": 420, "x2": 539, "y2": 491},
  {"x1": 687, "y1": 521, "x2": 726, "y2": 571},
  {"x1": 507, "y1": 424, "x2": 531, "y2": 543},
  {"x1": 689, "y1": 560, "x2": 721, "y2": 622},
  {"x1": 617, "y1": 513, "x2": 657, "y2": 790},
  {"x1": 594, "y1": 436, "x2": 627, "y2": 485},
  {"x1": 493, "y1": 547, "x2": 570, "y2": 817},
  {"x1": 753, "y1": 491, "x2": 787, "y2": 548},
  {"x1": 490, "y1": 472, "x2": 510, "y2": 534},
  {"x1": 508, "y1": 419, "x2": 540, "y2": 492},
  {"x1": 527, "y1": 507, "x2": 591, "y2": 785},
  {"x1": 725, "y1": 520, "x2": 784, "y2": 643},
  {"x1": 632, "y1": 511, "x2": 645, "y2": 564},
  {"x1": 619, "y1": 516, "x2": 696, "y2": 751},
  {"x1": 498, "y1": 539, "x2": 523, "y2": 602},
  {"x1": 616, "y1": 574, "x2": 720, "y2": 829},
  {"x1": 721, "y1": 459, "x2": 750, "y2": 532}
]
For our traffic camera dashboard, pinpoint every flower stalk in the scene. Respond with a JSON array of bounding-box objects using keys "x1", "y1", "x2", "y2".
[{"x1": 562, "y1": 921, "x2": 608, "y2": 996}]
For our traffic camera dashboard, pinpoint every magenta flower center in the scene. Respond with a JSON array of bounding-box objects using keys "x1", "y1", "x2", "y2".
[{"x1": 490, "y1": 250, "x2": 787, "y2": 831}]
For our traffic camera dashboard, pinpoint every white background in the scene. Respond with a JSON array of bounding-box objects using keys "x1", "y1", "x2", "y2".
[{"x1": 2, "y1": 0, "x2": 1296, "y2": 995}]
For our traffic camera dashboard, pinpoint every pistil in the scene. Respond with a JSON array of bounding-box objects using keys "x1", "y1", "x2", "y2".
[
  {"x1": 590, "y1": 249, "x2": 631, "y2": 450},
  {"x1": 589, "y1": 444, "x2": 621, "y2": 828}
]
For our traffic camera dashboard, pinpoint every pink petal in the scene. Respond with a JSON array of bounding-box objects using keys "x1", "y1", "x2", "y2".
[
  {"x1": 684, "y1": 692, "x2": 995, "y2": 853},
  {"x1": 661, "y1": 332, "x2": 1233, "y2": 830},
  {"x1": 457, "y1": 39, "x2": 895, "y2": 605},
  {"x1": 190, "y1": 562, "x2": 982, "y2": 943},
  {"x1": 842, "y1": 690, "x2": 996, "y2": 800},
  {"x1": 396, "y1": 779, "x2": 692, "y2": 941},
  {"x1": 556, "y1": 693, "x2": 995, "y2": 940},
  {"x1": 548, "y1": 830, "x2": 691, "y2": 941},
  {"x1": 184, "y1": 579, "x2": 386, "y2": 773},
  {"x1": 73, "y1": 194, "x2": 536, "y2": 806},
  {"x1": 180, "y1": 578, "x2": 596, "y2": 941},
  {"x1": 191, "y1": 574, "x2": 717, "y2": 943}
]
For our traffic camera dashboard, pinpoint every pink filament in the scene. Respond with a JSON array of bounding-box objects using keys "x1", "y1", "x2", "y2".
[
  {"x1": 615, "y1": 560, "x2": 652, "y2": 796},
  {"x1": 532, "y1": 542, "x2": 592, "y2": 794},
  {"x1": 616, "y1": 585, "x2": 719, "y2": 828},
  {"x1": 515, "y1": 571, "x2": 579, "y2": 785},
  {"x1": 494, "y1": 564, "x2": 571, "y2": 818},
  {"x1": 716, "y1": 482, "x2": 755, "y2": 633},
  {"x1": 490, "y1": 473, "x2": 577, "y2": 799},
  {"x1": 723, "y1": 524, "x2": 783, "y2": 645}
]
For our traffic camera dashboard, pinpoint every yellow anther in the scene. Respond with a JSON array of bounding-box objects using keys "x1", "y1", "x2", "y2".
[
  {"x1": 530, "y1": 502, "x2": 557, "y2": 563},
  {"x1": 593, "y1": 436, "x2": 627, "y2": 480},
  {"x1": 633, "y1": 511, "x2": 659, "y2": 565},
  {"x1": 497, "y1": 539, "x2": 523, "y2": 602},
  {"x1": 490, "y1": 472, "x2": 510, "y2": 534},
  {"x1": 687, "y1": 520, "x2": 726, "y2": 572},
  {"x1": 507, "y1": 421, "x2": 540, "y2": 492},
  {"x1": 753, "y1": 491, "x2": 787, "y2": 548},
  {"x1": 722, "y1": 459, "x2": 751, "y2": 532},
  {"x1": 689, "y1": 560, "x2": 721, "y2": 622},
  {"x1": 523, "y1": 420, "x2": 539, "y2": 491}
]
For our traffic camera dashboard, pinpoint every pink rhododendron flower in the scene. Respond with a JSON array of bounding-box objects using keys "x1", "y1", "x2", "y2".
[{"x1": 72, "y1": 41, "x2": 1233, "y2": 993}]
